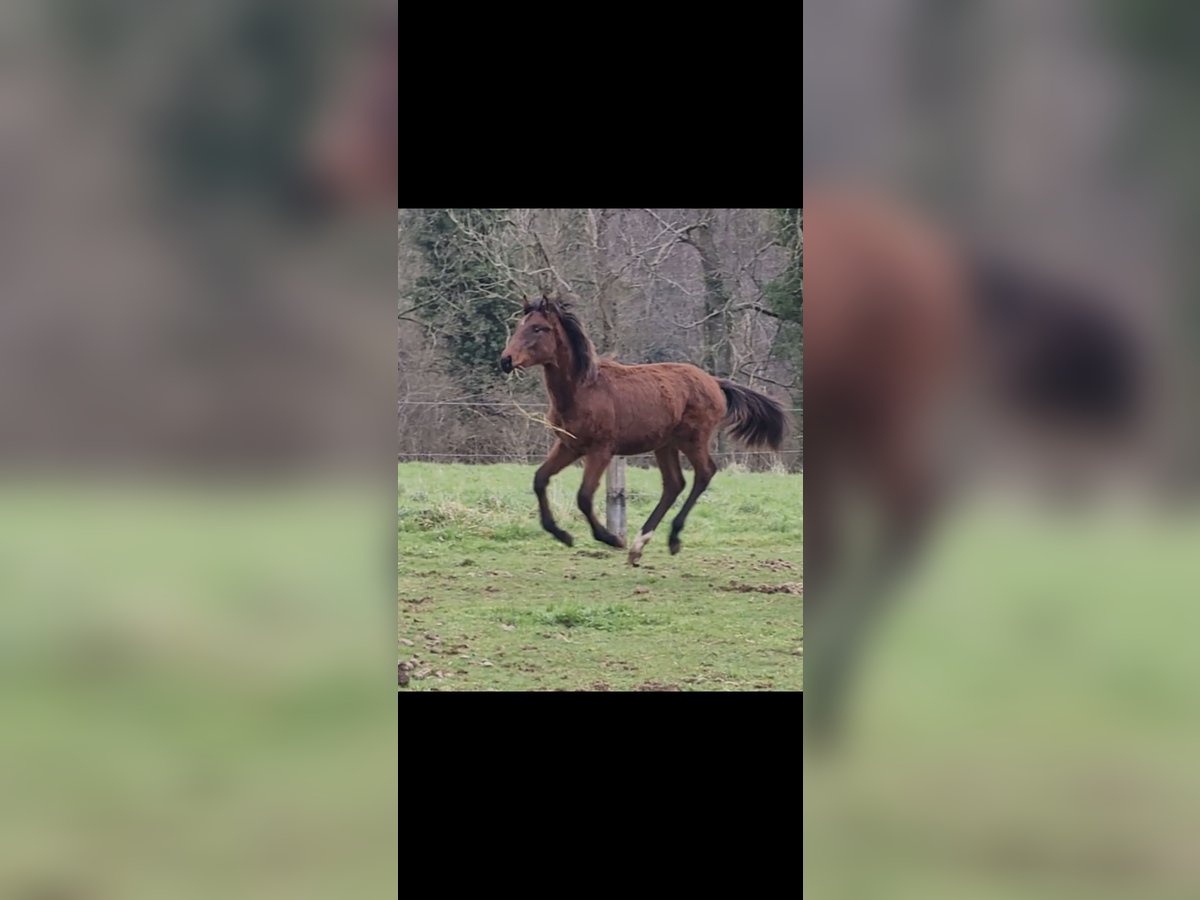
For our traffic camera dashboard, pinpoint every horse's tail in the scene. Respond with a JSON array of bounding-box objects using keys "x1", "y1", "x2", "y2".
[{"x1": 718, "y1": 380, "x2": 788, "y2": 450}]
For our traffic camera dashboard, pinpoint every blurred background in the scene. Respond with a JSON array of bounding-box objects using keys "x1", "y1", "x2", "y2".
[
  {"x1": 0, "y1": 1, "x2": 397, "y2": 897},
  {"x1": 806, "y1": 0, "x2": 1200, "y2": 897}
]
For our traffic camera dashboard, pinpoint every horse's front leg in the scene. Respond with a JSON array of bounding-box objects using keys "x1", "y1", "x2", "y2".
[
  {"x1": 577, "y1": 450, "x2": 625, "y2": 549},
  {"x1": 534, "y1": 440, "x2": 582, "y2": 546}
]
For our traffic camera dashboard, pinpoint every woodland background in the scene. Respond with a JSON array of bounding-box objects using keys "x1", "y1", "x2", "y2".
[{"x1": 397, "y1": 208, "x2": 803, "y2": 470}]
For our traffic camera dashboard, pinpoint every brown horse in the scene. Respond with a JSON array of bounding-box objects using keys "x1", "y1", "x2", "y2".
[
  {"x1": 804, "y1": 186, "x2": 1147, "y2": 739},
  {"x1": 295, "y1": 12, "x2": 397, "y2": 215},
  {"x1": 500, "y1": 293, "x2": 788, "y2": 565}
]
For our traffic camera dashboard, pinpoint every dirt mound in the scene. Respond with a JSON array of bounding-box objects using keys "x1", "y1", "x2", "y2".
[{"x1": 720, "y1": 581, "x2": 803, "y2": 594}]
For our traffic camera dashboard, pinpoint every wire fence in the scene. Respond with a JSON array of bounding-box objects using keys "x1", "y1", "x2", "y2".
[
  {"x1": 397, "y1": 398, "x2": 802, "y2": 469},
  {"x1": 398, "y1": 398, "x2": 803, "y2": 412}
]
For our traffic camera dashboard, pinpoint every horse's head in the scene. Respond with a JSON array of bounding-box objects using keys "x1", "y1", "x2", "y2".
[
  {"x1": 501, "y1": 296, "x2": 564, "y2": 373},
  {"x1": 500, "y1": 292, "x2": 596, "y2": 381}
]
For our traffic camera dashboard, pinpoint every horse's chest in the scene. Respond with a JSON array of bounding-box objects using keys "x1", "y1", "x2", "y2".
[
  {"x1": 552, "y1": 406, "x2": 611, "y2": 450},
  {"x1": 550, "y1": 411, "x2": 585, "y2": 448}
]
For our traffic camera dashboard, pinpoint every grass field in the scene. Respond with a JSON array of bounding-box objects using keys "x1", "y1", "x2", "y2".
[
  {"x1": 397, "y1": 462, "x2": 803, "y2": 691},
  {"x1": 806, "y1": 498, "x2": 1200, "y2": 898},
  {"x1": 0, "y1": 482, "x2": 395, "y2": 898}
]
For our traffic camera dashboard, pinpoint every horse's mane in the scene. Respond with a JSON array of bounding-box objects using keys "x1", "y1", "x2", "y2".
[{"x1": 524, "y1": 293, "x2": 598, "y2": 383}]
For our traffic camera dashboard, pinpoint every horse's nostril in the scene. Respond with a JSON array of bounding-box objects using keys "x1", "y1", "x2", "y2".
[{"x1": 501, "y1": 355, "x2": 513, "y2": 373}]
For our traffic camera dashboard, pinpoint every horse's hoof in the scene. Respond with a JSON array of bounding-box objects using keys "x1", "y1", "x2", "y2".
[
  {"x1": 557, "y1": 531, "x2": 575, "y2": 547},
  {"x1": 669, "y1": 539, "x2": 682, "y2": 555},
  {"x1": 596, "y1": 531, "x2": 625, "y2": 550},
  {"x1": 627, "y1": 531, "x2": 651, "y2": 564}
]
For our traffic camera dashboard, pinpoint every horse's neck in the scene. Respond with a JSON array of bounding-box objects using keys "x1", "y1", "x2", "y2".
[{"x1": 543, "y1": 360, "x2": 582, "y2": 416}]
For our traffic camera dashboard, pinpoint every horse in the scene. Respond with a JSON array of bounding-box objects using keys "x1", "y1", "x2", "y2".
[
  {"x1": 500, "y1": 292, "x2": 789, "y2": 566},
  {"x1": 804, "y1": 186, "x2": 1147, "y2": 739},
  {"x1": 293, "y1": 12, "x2": 397, "y2": 216}
]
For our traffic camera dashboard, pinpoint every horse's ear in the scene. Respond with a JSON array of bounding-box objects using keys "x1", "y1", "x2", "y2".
[{"x1": 522, "y1": 298, "x2": 534, "y2": 314}]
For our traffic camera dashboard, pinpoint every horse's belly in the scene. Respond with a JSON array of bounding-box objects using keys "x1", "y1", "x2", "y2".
[{"x1": 615, "y1": 438, "x2": 661, "y2": 456}]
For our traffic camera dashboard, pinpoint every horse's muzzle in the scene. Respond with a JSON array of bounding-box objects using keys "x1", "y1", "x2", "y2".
[{"x1": 500, "y1": 355, "x2": 514, "y2": 374}]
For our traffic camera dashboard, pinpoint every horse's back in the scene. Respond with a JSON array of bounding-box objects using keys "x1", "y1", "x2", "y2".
[
  {"x1": 805, "y1": 188, "x2": 969, "y2": 439},
  {"x1": 598, "y1": 360, "x2": 725, "y2": 451}
]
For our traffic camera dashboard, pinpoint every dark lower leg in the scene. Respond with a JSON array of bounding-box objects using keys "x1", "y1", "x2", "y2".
[
  {"x1": 535, "y1": 441, "x2": 580, "y2": 546},
  {"x1": 668, "y1": 452, "x2": 716, "y2": 554},
  {"x1": 628, "y1": 448, "x2": 685, "y2": 564},
  {"x1": 578, "y1": 453, "x2": 624, "y2": 548}
]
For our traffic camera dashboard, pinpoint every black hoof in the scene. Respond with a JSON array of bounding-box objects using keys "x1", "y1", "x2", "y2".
[
  {"x1": 669, "y1": 539, "x2": 682, "y2": 555},
  {"x1": 595, "y1": 531, "x2": 625, "y2": 549},
  {"x1": 555, "y1": 530, "x2": 575, "y2": 547}
]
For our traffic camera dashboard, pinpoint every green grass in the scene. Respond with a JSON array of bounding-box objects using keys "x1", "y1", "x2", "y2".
[
  {"x1": 807, "y1": 497, "x2": 1200, "y2": 899},
  {"x1": 0, "y1": 481, "x2": 395, "y2": 898},
  {"x1": 398, "y1": 462, "x2": 803, "y2": 691}
]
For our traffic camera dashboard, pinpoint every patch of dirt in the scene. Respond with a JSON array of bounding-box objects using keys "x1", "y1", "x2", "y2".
[
  {"x1": 458, "y1": 558, "x2": 476, "y2": 567},
  {"x1": 757, "y1": 559, "x2": 797, "y2": 572},
  {"x1": 633, "y1": 586, "x2": 650, "y2": 595},
  {"x1": 401, "y1": 596, "x2": 432, "y2": 605},
  {"x1": 720, "y1": 581, "x2": 803, "y2": 595},
  {"x1": 602, "y1": 659, "x2": 638, "y2": 672},
  {"x1": 574, "y1": 550, "x2": 608, "y2": 558},
  {"x1": 590, "y1": 681, "x2": 611, "y2": 691},
  {"x1": 486, "y1": 570, "x2": 514, "y2": 577},
  {"x1": 635, "y1": 681, "x2": 681, "y2": 692}
]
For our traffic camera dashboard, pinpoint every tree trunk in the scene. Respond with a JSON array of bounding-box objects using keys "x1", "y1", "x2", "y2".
[
  {"x1": 588, "y1": 208, "x2": 617, "y2": 354},
  {"x1": 688, "y1": 211, "x2": 733, "y2": 454}
]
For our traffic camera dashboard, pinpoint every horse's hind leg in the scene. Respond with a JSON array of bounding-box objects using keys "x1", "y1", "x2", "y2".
[
  {"x1": 535, "y1": 440, "x2": 582, "y2": 547},
  {"x1": 578, "y1": 450, "x2": 625, "y2": 549},
  {"x1": 628, "y1": 446, "x2": 686, "y2": 565},
  {"x1": 668, "y1": 439, "x2": 718, "y2": 555}
]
